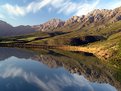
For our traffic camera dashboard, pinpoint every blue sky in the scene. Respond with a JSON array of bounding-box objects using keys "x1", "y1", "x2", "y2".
[{"x1": 0, "y1": 0, "x2": 121, "y2": 26}]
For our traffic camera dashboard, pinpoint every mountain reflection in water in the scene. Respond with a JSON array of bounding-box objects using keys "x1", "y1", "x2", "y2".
[{"x1": 0, "y1": 48, "x2": 119, "y2": 91}]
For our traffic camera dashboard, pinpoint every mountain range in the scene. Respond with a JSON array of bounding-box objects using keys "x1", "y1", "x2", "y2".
[
  {"x1": 1, "y1": 6, "x2": 120, "y2": 59},
  {"x1": 0, "y1": 20, "x2": 35, "y2": 36},
  {"x1": 0, "y1": 5, "x2": 121, "y2": 91},
  {"x1": 1, "y1": 6, "x2": 121, "y2": 37},
  {"x1": 33, "y1": 6, "x2": 121, "y2": 32}
]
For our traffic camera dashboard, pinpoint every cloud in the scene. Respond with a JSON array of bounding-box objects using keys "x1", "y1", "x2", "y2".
[
  {"x1": 0, "y1": 66, "x2": 50, "y2": 91},
  {"x1": 1, "y1": 0, "x2": 121, "y2": 19},
  {"x1": 97, "y1": 0, "x2": 121, "y2": 10},
  {"x1": 0, "y1": 66, "x2": 117, "y2": 91},
  {"x1": 1, "y1": 0, "x2": 100, "y2": 17},
  {"x1": 0, "y1": 66, "x2": 94, "y2": 91},
  {"x1": 0, "y1": 63, "x2": 117, "y2": 91},
  {"x1": 0, "y1": 56, "x2": 117, "y2": 91},
  {"x1": 26, "y1": 0, "x2": 51, "y2": 13},
  {"x1": 2, "y1": 4, "x2": 25, "y2": 16},
  {"x1": 1, "y1": 0, "x2": 52, "y2": 17},
  {"x1": 0, "y1": 66, "x2": 86, "y2": 91},
  {"x1": 56, "y1": 0, "x2": 100, "y2": 16},
  {"x1": 0, "y1": 14, "x2": 5, "y2": 19},
  {"x1": 75, "y1": 0, "x2": 100, "y2": 16},
  {"x1": 109, "y1": 1, "x2": 121, "y2": 9}
]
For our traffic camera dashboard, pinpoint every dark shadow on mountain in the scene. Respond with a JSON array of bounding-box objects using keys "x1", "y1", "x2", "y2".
[{"x1": 70, "y1": 35, "x2": 105, "y2": 46}]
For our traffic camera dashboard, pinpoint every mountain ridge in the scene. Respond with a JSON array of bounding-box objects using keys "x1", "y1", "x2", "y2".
[
  {"x1": 0, "y1": 20, "x2": 36, "y2": 36},
  {"x1": 32, "y1": 18, "x2": 65, "y2": 32},
  {"x1": 32, "y1": 6, "x2": 121, "y2": 32},
  {"x1": 1, "y1": 6, "x2": 121, "y2": 36}
]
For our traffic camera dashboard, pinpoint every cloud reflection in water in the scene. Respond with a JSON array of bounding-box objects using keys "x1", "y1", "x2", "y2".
[{"x1": 0, "y1": 56, "x2": 117, "y2": 91}]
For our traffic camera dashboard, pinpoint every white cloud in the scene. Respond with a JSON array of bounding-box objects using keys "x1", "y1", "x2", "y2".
[
  {"x1": 0, "y1": 56, "x2": 117, "y2": 91},
  {"x1": 50, "y1": 0, "x2": 100, "y2": 16},
  {"x1": 2, "y1": 4, "x2": 25, "y2": 16},
  {"x1": 0, "y1": 14, "x2": 5, "y2": 19},
  {"x1": 58, "y1": 1, "x2": 78, "y2": 15},
  {"x1": 2, "y1": 0, "x2": 52, "y2": 16},
  {"x1": 109, "y1": 1, "x2": 121, "y2": 9},
  {"x1": 0, "y1": 65, "x2": 117, "y2": 91},
  {"x1": 1, "y1": 0, "x2": 121, "y2": 18},
  {"x1": 26, "y1": 0, "x2": 51, "y2": 13},
  {"x1": 0, "y1": 65, "x2": 89, "y2": 91},
  {"x1": 1, "y1": 0, "x2": 100, "y2": 17},
  {"x1": 75, "y1": 0, "x2": 100, "y2": 16}
]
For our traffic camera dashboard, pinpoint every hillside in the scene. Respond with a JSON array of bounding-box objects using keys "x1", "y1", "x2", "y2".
[
  {"x1": 0, "y1": 20, "x2": 36, "y2": 36},
  {"x1": 32, "y1": 6, "x2": 121, "y2": 32},
  {"x1": 0, "y1": 6, "x2": 121, "y2": 62},
  {"x1": 32, "y1": 19, "x2": 65, "y2": 32}
]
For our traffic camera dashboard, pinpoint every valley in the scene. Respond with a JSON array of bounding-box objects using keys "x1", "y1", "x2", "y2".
[
  {"x1": 1, "y1": 0, "x2": 121, "y2": 91},
  {"x1": 0, "y1": 6, "x2": 121, "y2": 89}
]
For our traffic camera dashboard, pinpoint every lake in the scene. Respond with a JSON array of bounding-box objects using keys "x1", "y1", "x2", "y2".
[{"x1": 0, "y1": 47, "x2": 119, "y2": 91}]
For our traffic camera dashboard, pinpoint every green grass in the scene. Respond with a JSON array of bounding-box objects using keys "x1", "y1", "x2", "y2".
[
  {"x1": 0, "y1": 20, "x2": 121, "y2": 61},
  {"x1": 0, "y1": 31, "x2": 50, "y2": 43},
  {"x1": 1, "y1": 21, "x2": 121, "y2": 46},
  {"x1": 0, "y1": 20, "x2": 121, "y2": 84},
  {"x1": 27, "y1": 21, "x2": 121, "y2": 45}
]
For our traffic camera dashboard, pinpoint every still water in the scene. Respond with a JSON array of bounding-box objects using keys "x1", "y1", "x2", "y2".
[{"x1": 0, "y1": 48, "x2": 118, "y2": 91}]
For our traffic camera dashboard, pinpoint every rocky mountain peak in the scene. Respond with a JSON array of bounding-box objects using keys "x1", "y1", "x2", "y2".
[
  {"x1": 44, "y1": 18, "x2": 65, "y2": 27},
  {"x1": 32, "y1": 6, "x2": 121, "y2": 32},
  {"x1": 0, "y1": 20, "x2": 35, "y2": 36},
  {"x1": 0, "y1": 20, "x2": 12, "y2": 28},
  {"x1": 32, "y1": 18, "x2": 65, "y2": 32},
  {"x1": 64, "y1": 6, "x2": 121, "y2": 27},
  {"x1": 64, "y1": 16, "x2": 82, "y2": 26},
  {"x1": 114, "y1": 6, "x2": 121, "y2": 12}
]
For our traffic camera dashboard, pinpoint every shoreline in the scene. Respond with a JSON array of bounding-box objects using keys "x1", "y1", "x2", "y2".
[{"x1": 0, "y1": 43, "x2": 111, "y2": 60}]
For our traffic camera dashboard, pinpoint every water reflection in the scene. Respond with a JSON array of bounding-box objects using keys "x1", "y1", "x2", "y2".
[
  {"x1": 0, "y1": 48, "x2": 119, "y2": 91},
  {"x1": 0, "y1": 48, "x2": 36, "y2": 60}
]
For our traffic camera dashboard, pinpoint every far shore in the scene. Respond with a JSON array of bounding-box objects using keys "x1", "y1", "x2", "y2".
[{"x1": 0, "y1": 43, "x2": 111, "y2": 60}]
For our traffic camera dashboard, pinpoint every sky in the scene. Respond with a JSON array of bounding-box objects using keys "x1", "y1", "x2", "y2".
[{"x1": 0, "y1": 0, "x2": 121, "y2": 26}]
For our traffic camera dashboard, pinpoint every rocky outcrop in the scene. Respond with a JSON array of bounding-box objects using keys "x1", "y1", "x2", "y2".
[
  {"x1": 32, "y1": 54, "x2": 121, "y2": 90},
  {"x1": 32, "y1": 19, "x2": 65, "y2": 32},
  {"x1": 1, "y1": 6, "x2": 121, "y2": 35},
  {"x1": 64, "y1": 6, "x2": 121, "y2": 27},
  {"x1": 64, "y1": 16, "x2": 82, "y2": 26}
]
